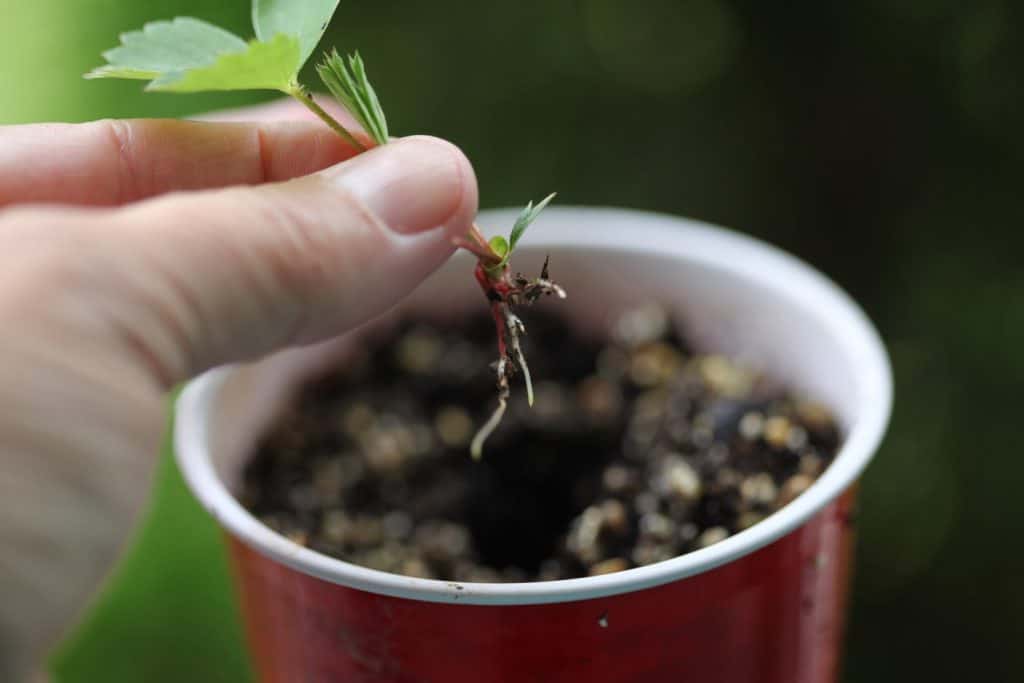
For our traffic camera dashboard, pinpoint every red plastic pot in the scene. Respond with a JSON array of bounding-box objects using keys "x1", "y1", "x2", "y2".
[{"x1": 175, "y1": 207, "x2": 892, "y2": 682}]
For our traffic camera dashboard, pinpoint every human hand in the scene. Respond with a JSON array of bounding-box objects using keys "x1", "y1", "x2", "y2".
[{"x1": 0, "y1": 100, "x2": 477, "y2": 681}]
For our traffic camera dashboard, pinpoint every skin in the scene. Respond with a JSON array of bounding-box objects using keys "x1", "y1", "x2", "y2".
[{"x1": 0, "y1": 99, "x2": 479, "y2": 682}]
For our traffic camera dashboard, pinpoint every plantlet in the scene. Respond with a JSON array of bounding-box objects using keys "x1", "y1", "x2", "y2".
[
  {"x1": 454, "y1": 197, "x2": 566, "y2": 458},
  {"x1": 86, "y1": 0, "x2": 564, "y2": 458}
]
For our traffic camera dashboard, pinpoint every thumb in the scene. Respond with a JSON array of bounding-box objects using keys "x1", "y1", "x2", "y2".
[{"x1": 104, "y1": 134, "x2": 477, "y2": 387}]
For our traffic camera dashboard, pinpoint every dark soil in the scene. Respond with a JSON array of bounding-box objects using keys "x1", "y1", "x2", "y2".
[{"x1": 241, "y1": 306, "x2": 841, "y2": 582}]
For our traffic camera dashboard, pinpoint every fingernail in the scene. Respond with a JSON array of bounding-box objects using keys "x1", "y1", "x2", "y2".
[{"x1": 327, "y1": 136, "x2": 468, "y2": 234}]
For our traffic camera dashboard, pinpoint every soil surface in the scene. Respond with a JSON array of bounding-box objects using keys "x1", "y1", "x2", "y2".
[{"x1": 242, "y1": 306, "x2": 841, "y2": 582}]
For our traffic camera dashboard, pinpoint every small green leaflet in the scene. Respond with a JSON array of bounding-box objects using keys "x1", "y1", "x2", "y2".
[
  {"x1": 509, "y1": 193, "x2": 557, "y2": 253},
  {"x1": 316, "y1": 50, "x2": 389, "y2": 145},
  {"x1": 484, "y1": 193, "x2": 556, "y2": 274},
  {"x1": 485, "y1": 192, "x2": 558, "y2": 270},
  {"x1": 488, "y1": 236, "x2": 510, "y2": 260},
  {"x1": 86, "y1": 18, "x2": 301, "y2": 93},
  {"x1": 253, "y1": 0, "x2": 340, "y2": 66}
]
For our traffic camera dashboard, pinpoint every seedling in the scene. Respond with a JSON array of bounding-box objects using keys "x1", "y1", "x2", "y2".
[
  {"x1": 454, "y1": 198, "x2": 566, "y2": 458},
  {"x1": 87, "y1": 0, "x2": 564, "y2": 458}
]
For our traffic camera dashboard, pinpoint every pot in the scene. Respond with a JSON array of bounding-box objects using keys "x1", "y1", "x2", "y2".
[{"x1": 174, "y1": 207, "x2": 892, "y2": 682}]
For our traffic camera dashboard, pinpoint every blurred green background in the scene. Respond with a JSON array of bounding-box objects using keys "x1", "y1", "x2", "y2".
[{"x1": 2, "y1": 0, "x2": 1019, "y2": 681}]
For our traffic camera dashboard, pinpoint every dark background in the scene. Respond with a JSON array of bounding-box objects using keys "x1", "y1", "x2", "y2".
[{"x1": 2, "y1": 1, "x2": 1019, "y2": 680}]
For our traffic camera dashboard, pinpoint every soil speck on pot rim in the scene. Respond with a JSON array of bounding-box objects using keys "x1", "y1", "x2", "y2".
[{"x1": 241, "y1": 305, "x2": 841, "y2": 582}]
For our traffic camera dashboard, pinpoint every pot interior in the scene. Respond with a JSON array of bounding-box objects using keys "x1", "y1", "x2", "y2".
[{"x1": 206, "y1": 239, "x2": 862, "y2": 494}]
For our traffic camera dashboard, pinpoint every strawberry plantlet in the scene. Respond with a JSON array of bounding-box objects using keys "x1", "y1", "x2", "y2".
[
  {"x1": 453, "y1": 195, "x2": 566, "y2": 458},
  {"x1": 87, "y1": 0, "x2": 563, "y2": 457}
]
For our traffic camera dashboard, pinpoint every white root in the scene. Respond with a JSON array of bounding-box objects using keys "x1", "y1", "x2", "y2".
[{"x1": 470, "y1": 262, "x2": 565, "y2": 459}]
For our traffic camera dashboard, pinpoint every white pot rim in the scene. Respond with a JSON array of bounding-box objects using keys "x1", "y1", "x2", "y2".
[{"x1": 174, "y1": 206, "x2": 892, "y2": 606}]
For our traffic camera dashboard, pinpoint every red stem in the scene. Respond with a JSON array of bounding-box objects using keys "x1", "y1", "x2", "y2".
[
  {"x1": 491, "y1": 301, "x2": 508, "y2": 359},
  {"x1": 475, "y1": 262, "x2": 510, "y2": 360}
]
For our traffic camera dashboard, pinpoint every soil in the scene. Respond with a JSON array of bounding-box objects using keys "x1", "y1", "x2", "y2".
[{"x1": 241, "y1": 305, "x2": 841, "y2": 582}]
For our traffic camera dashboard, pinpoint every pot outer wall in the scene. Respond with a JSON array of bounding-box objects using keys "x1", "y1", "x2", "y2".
[{"x1": 227, "y1": 488, "x2": 857, "y2": 683}]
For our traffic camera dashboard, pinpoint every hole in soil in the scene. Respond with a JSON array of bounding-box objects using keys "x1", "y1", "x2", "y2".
[{"x1": 465, "y1": 430, "x2": 616, "y2": 573}]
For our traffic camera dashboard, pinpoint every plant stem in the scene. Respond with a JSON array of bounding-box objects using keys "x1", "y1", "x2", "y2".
[
  {"x1": 453, "y1": 223, "x2": 503, "y2": 266},
  {"x1": 287, "y1": 85, "x2": 366, "y2": 152}
]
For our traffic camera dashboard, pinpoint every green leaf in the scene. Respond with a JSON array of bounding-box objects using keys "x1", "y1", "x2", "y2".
[
  {"x1": 509, "y1": 192, "x2": 557, "y2": 253},
  {"x1": 85, "y1": 18, "x2": 248, "y2": 81},
  {"x1": 252, "y1": 0, "x2": 340, "y2": 67},
  {"x1": 85, "y1": 18, "x2": 301, "y2": 93},
  {"x1": 488, "y1": 235, "x2": 510, "y2": 260},
  {"x1": 85, "y1": 66, "x2": 163, "y2": 80},
  {"x1": 316, "y1": 49, "x2": 389, "y2": 145},
  {"x1": 150, "y1": 33, "x2": 301, "y2": 92}
]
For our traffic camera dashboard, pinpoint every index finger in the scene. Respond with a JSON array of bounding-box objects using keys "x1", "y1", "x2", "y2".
[{"x1": 0, "y1": 99, "x2": 367, "y2": 208}]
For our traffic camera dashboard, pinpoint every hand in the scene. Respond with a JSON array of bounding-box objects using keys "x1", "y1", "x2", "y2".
[{"x1": 0, "y1": 100, "x2": 478, "y2": 681}]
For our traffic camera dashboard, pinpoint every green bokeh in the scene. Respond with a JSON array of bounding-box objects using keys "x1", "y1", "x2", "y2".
[{"x1": 3, "y1": 0, "x2": 1022, "y2": 681}]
